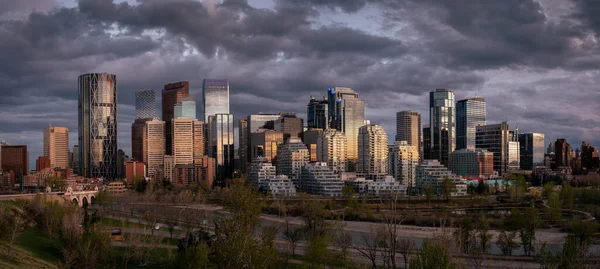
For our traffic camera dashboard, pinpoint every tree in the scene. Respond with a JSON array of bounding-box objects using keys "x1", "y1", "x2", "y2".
[
  {"x1": 282, "y1": 220, "x2": 303, "y2": 257},
  {"x1": 453, "y1": 217, "x2": 475, "y2": 254},
  {"x1": 423, "y1": 182, "x2": 434, "y2": 203},
  {"x1": 559, "y1": 183, "x2": 575, "y2": 209},
  {"x1": 333, "y1": 231, "x2": 353, "y2": 265},
  {"x1": 134, "y1": 176, "x2": 148, "y2": 193},
  {"x1": 47, "y1": 176, "x2": 67, "y2": 192},
  {"x1": 409, "y1": 240, "x2": 456, "y2": 269},
  {"x1": 496, "y1": 230, "x2": 520, "y2": 256},
  {"x1": 476, "y1": 180, "x2": 487, "y2": 195},
  {"x1": 475, "y1": 217, "x2": 492, "y2": 253},
  {"x1": 300, "y1": 200, "x2": 329, "y2": 240},
  {"x1": 0, "y1": 202, "x2": 29, "y2": 257},
  {"x1": 442, "y1": 178, "x2": 457, "y2": 202},
  {"x1": 516, "y1": 203, "x2": 540, "y2": 256},
  {"x1": 353, "y1": 228, "x2": 381, "y2": 269},
  {"x1": 547, "y1": 191, "x2": 562, "y2": 222},
  {"x1": 398, "y1": 238, "x2": 416, "y2": 269},
  {"x1": 305, "y1": 235, "x2": 333, "y2": 268}
]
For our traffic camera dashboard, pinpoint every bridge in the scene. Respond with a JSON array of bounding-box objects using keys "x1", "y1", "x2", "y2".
[{"x1": 0, "y1": 189, "x2": 98, "y2": 207}]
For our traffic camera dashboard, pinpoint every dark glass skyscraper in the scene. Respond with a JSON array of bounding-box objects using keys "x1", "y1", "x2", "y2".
[
  {"x1": 327, "y1": 87, "x2": 365, "y2": 171},
  {"x1": 162, "y1": 81, "x2": 189, "y2": 155},
  {"x1": 518, "y1": 132, "x2": 545, "y2": 170},
  {"x1": 135, "y1": 90, "x2": 156, "y2": 120},
  {"x1": 202, "y1": 79, "x2": 229, "y2": 122},
  {"x1": 307, "y1": 97, "x2": 328, "y2": 129},
  {"x1": 209, "y1": 113, "x2": 234, "y2": 185},
  {"x1": 456, "y1": 97, "x2": 486, "y2": 151},
  {"x1": 78, "y1": 73, "x2": 118, "y2": 179},
  {"x1": 429, "y1": 89, "x2": 455, "y2": 166}
]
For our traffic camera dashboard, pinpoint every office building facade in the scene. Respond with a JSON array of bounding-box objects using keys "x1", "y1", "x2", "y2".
[
  {"x1": 303, "y1": 128, "x2": 322, "y2": 162},
  {"x1": 429, "y1": 89, "x2": 455, "y2": 166},
  {"x1": 277, "y1": 138, "x2": 310, "y2": 185},
  {"x1": 274, "y1": 113, "x2": 303, "y2": 140},
  {"x1": 518, "y1": 133, "x2": 545, "y2": 170},
  {"x1": 395, "y1": 111, "x2": 422, "y2": 161},
  {"x1": 307, "y1": 97, "x2": 328, "y2": 129},
  {"x1": 456, "y1": 97, "x2": 486, "y2": 151},
  {"x1": 43, "y1": 126, "x2": 69, "y2": 169},
  {"x1": 328, "y1": 87, "x2": 365, "y2": 171},
  {"x1": 475, "y1": 122, "x2": 510, "y2": 175},
  {"x1": 448, "y1": 149, "x2": 494, "y2": 177},
  {"x1": 357, "y1": 124, "x2": 389, "y2": 176},
  {"x1": 238, "y1": 118, "x2": 248, "y2": 171},
  {"x1": 554, "y1": 139, "x2": 572, "y2": 168},
  {"x1": 202, "y1": 79, "x2": 229, "y2": 122},
  {"x1": 135, "y1": 90, "x2": 156, "y2": 120},
  {"x1": 209, "y1": 113, "x2": 235, "y2": 184},
  {"x1": 144, "y1": 119, "x2": 165, "y2": 178},
  {"x1": 162, "y1": 81, "x2": 190, "y2": 155},
  {"x1": 317, "y1": 129, "x2": 346, "y2": 174},
  {"x1": 78, "y1": 73, "x2": 118, "y2": 179},
  {"x1": 250, "y1": 130, "x2": 284, "y2": 162},
  {"x1": 174, "y1": 96, "x2": 197, "y2": 119}
]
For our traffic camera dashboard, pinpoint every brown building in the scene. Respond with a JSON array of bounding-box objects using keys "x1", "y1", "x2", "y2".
[
  {"x1": 302, "y1": 128, "x2": 323, "y2": 162},
  {"x1": 275, "y1": 113, "x2": 303, "y2": 141},
  {"x1": 144, "y1": 119, "x2": 165, "y2": 179},
  {"x1": 193, "y1": 121, "x2": 205, "y2": 163},
  {"x1": 162, "y1": 81, "x2": 190, "y2": 155},
  {"x1": 554, "y1": 139, "x2": 572, "y2": 169},
  {"x1": 173, "y1": 156, "x2": 216, "y2": 187},
  {"x1": 1, "y1": 145, "x2": 28, "y2": 177},
  {"x1": 251, "y1": 130, "x2": 284, "y2": 163},
  {"x1": 131, "y1": 118, "x2": 151, "y2": 162},
  {"x1": 0, "y1": 170, "x2": 15, "y2": 188},
  {"x1": 43, "y1": 126, "x2": 69, "y2": 168},
  {"x1": 125, "y1": 161, "x2": 146, "y2": 184},
  {"x1": 36, "y1": 156, "x2": 51, "y2": 172},
  {"x1": 581, "y1": 141, "x2": 599, "y2": 170}
]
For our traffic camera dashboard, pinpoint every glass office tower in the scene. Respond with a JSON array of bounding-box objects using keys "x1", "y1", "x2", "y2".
[
  {"x1": 135, "y1": 90, "x2": 156, "y2": 120},
  {"x1": 307, "y1": 97, "x2": 328, "y2": 129},
  {"x1": 78, "y1": 73, "x2": 118, "y2": 179},
  {"x1": 327, "y1": 87, "x2": 365, "y2": 172},
  {"x1": 203, "y1": 79, "x2": 230, "y2": 122},
  {"x1": 518, "y1": 132, "x2": 545, "y2": 170},
  {"x1": 429, "y1": 89, "x2": 455, "y2": 166},
  {"x1": 456, "y1": 97, "x2": 486, "y2": 151},
  {"x1": 209, "y1": 113, "x2": 234, "y2": 185},
  {"x1": 174, "y1": 96, "x2": 197, "y2": 119}
]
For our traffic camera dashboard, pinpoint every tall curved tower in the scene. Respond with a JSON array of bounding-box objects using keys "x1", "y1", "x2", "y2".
[{"x1": 78, "y1": 73, "x2": 118, "y2": 179}]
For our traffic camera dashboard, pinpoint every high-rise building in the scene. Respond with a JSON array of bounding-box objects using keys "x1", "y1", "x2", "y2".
[
  {"x1": 300, "y1": 162, "x2": 343, "y2": 196},
  {"x1": 448, "y1": 149, "x2": 494, "y2": 177},
  {"x1": 209, "y1": 113, "x2": 235, "y2": 184},
  {"x1": 327, "y1": 87, "x2": 365, "y2": 171},
  {"x1": 456, "y1": 97, "x2": 486, "y2": 151},
  {"x1": 193, "y1": 121, "x2": 205, "y2": 164},
  {"x1": 202, "y1": 79, "x2": 229, "y2": 122},
  {"x1": 144, "y1": 119, "x2": 165, "y2": 178},
  {"x1": 476, "y1": 122, "x2": 510, "y2": 175},
  {"x1": 238, "y1": 118, "x2": 249, "y2": 171},
  {"x1": 581, "y1": 141, "x2": 599, "y2": 170},
  {"x1": 429, "y1": 89, "x2": 455, "y2": 166},
  {"x1": 277, "y1": 138, "x2": 309, "y2": 186},
  {"x1": 547, "y1": 141, "x2": 556, "y2": 154},
  {"x1": 423, "y1": 125, "x2": 431, "y2": 160},
  {"x1": 357, "y1": 124, "x2": 388, "y2": 176},
  {"x1": 135, "y1": 90, "x2": 156, "y2": 120},
  {"x1": 71, "y1": 145, "x2": 79, "y2": 174},
  {"x1": 508, "y1": 141, "x2": 520, "y2": 171},
  {"x1": 518, "y1": 133, "x2": 545, "y2": 170},
  {"x1": 162, "y1": 81, "x2": 190, "y2": 155},
  {"x1": 307, "y1": 97, "x2": 328, "y2": 129},
  {"x1": 316, "y1": 129, "x2": 346, "y2": 173},
  {"x1": 78, "y1": 73, "x2": 118, "y2": 179},
  {"x1": 250, "y1": 130, "x2": 284, "y2": 162},
  {"x1": 554, "y1": 139, "x2": 572, "y2": 168},
  {"x1": 36, "y1": 156, "x2": 51, "y2": 172},
  {"x1": 303, "y1": 129, "x2": 323, "y2": 162},
  {"x1": 388, "y1": 141, "x2": 419, "y2": 187},
  {"x1": 395, "y1": 111, "x2": 422, "y2": 161},
  {"x1": 274, "y1": 113, "x2": 304, "y2": 140},
  {"x1": 43, "y1": 126, "x2": 69, "y2": 169},
  {"x1": 131, "y1": 118, "x2": 151, "y2": 162},
  {"x1": 244, "y1": 114, "x2": 281, "y2": 164},
  {"x1": 174, "y1": 96, "x2": 197, "y2": 119},
  {"x1": 172, "y1": 117, "x2": 195, "y2": 165}
]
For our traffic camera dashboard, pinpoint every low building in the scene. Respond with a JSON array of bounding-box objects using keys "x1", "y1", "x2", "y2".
[
  {"x1": 345, "y1": 175, "x2": 407, "y2": 197},
  {"x1": 173, "y1": 156, "x2": 216, "y2": 187},
  {"x1": 125, "y1": 161, "x2": 146, "y2": 184},
  {"x1": 260, "y1": 175, "x2": 297, "y2": 197},
  {"x1": 416, "y1": 160, "x2": 466, "y2": 196},
  {"x1": 106, "y1": 181, "x2": 127, "y2": 194},
  {"x1": 300, "y1": 162, "x2": 343, "y2": 196},
  {"x1": 449, "y1": 149, "x2": 494, "y2": 177}
]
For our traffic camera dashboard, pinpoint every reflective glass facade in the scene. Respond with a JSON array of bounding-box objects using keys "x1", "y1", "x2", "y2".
[
  {"x1": 162, "y1": 81, "x2": 190, "y2": 155},
  {"x1": 203, "y1": 79, "x2": 229, "y2": 122},
  {"x1": 78, "y1": 73, "x2": 118, "y2": 179},
  {"x1": 174, "y1": 97, "x2": 197, "y2": 119},
  {"x1": 209, "y1": 114, "x2": 234, "y2": 185},
  {"x1": 307, "y1": 97, "x2": 328, "y2": 129},
  {"x1": 429, "y1": 89, "x2": 455, "y2": 166},
  {"x1": 135, "y1": 90, "x2": 155, "y2": 120},
  {"x1": 456, "y1": 97, "x2": 486, "y2": 151},
  {"x1": 327, "y1": 87, "x2": 365, "y2": 171},
  {"x1": 518, "y1": 132, "x2": 545, "y2": 170}
]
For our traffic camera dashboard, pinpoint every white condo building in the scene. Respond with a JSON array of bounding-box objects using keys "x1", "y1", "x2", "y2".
[
  {"x1": 388, "y1": 141, "x2": 419, "y2": 188},
  {"x1": 317, "y1": 129, "x2": 347, "y2": 173},
  {"x1": 358, "y1": 124, "x2": 389, "y2": 176},
  {"x1": 300, "y1": 162, "x2": 343, "y2": 196},
  {"x1": 277, "y1": 138, "x2": 310, "y2": 186}
]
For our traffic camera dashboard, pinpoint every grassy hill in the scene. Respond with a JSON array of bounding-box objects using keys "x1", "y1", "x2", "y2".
[{"x1": 0, "y1": 230, "x2": 60, "y2": 269}]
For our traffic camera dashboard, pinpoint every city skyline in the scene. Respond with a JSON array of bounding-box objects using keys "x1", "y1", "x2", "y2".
[{"x1": 1, "y1": 0, "x2": 599, "y2": 169}]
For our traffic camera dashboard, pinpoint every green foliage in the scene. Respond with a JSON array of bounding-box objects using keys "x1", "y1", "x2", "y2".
[
  {"x1": 423, "y1": 182, "x2": 434, "y2": 203},
  {"x1": 510, "y1": 203, "x2": 540, "y2": 256},
  {"x1": 342, "y1": 185, "x2": 354, "y2": 199},
  {"x1": 507, "y1": 176, "x2": 527, "y2": 201},
  {"x1": 300, "y1": 200, "x2": 329, "y2": 240},
  {"x1": 559, "y1": 183, "x2": 575, "y2": 209},
  {"x1": 409, "y1": 240, "x2": 456, "y2": 269},
  {"x1": 496, "y1": 230, "x2": 520, "y2": 256},
  {"x1": 475, "y1": 217, "x2": 492, "y2": 253},
  {"x1": 46, "y1": 176, "x2": 66, "y2": 192},
  {"x1": 542, "y1": 182, "x2": 555, "y2": 199},
  {"x1": 442, "y1": 178, "x2": 457, "y2": 202},
  {"x1": 453, "y1": 217, "x2": 475, "y2": 254},
  {"x1": 304, "y1": 235, "x2": 333, "y2": 268},
  {"x1": 476, "y1": 180, "x2": 488, "y2": 195},
  {"x1": 547, "y1": 191, "x2": 562, "y2": 222},
  {"x1": 134, "y1": 177, "x2": 148, "y2": 193}
]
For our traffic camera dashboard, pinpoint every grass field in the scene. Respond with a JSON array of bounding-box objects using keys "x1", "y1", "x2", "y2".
[{"x1": 0, "y1": 230, "x2": 60, "y2": 269}]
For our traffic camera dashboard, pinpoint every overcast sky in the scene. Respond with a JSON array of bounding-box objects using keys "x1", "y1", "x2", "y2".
[{"x1": 1, "y1": 0, "x2": 599, "y2": 168}]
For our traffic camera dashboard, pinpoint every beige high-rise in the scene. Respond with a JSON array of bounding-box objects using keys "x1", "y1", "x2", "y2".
[
  {"x1": 144, "y1": 119, "x2": 165, "y2": 178},
  {"x1": 317, "y1": 129, "x2": 346, "y2": 173},
  {"x1": 395, "y1": 111, "x2": 421, "y2": 161},
  {"x1": 43, "y1": 126, "x2": 69, "y2": 168},
  {"x1": 388, "y1": 141, "x2": 419, "y2": 187},
  {"x1": 358, "y1": 124, "x2": 388, "y2": 176},
  {"x1": 193, "y1": 121, "x2": 205, "y2": 163},
  {"x1": 172, "y1": 118, "x2": 194, "y2": 165}
]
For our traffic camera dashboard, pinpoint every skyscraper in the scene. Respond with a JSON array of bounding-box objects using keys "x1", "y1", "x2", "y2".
[
  {"x1": 423, "y1": 125, "x2": 431, "y2": 160},
  {"x1": 238, "y1": 118, "x2": 249, "y2": 171},
  {"x1": 317, "y1": 129, "x2": 346, "y2": 173},
  {"x1": 71, "y1": 145, "x2": 79, "y2": 174},
  {"x1": 456, "y1": 97, "x2": 486, "y2": 151},
  {"x1": 274, "y1": 113, "x2": 303, "y2": 140},
  {"x1": 202, "y1": 79, "x2": 229, "y2": 122},
  {"x1": 135, "y1": 90, "x2": 156, "y2": 120},
  {"x1": 250, "y1": 130, "x2": 284, "y2": 162},
  {"x1": 518, "y1": 133, "x2": 545, "y2": 170},
  {"x1": 303, "y1": 128, "x2": 323, "y2": 162},
  {"x1": 162, "y1": 81, "x2": 190, "y2": 155},
  {"x1": 429, "y1": 89, "x2": 455, "y2": 166},
  {"x1": 172, "y1": 118, "x2": 195, "y2": 165},
  {"x1": 395, "y1": 111, "x2": 422, "y2": 161},
  {"x1": 358, "y1": 124, "x2": 388, "y2": 176},
  {"x1": 78, "y1": 73, "x2": 118, "y2": 179},
  {"x1": 193, "y1": 121, "x2": 205, "y2": 164},
  {"x1": 554, "y1": 139, "x2": 572, "y2": 168},
  {"x1": 388, "y1": 141, "x2": 419, "y2": 187},
  {"x1": 328, "y1": 87, "x2": 365, "y2": 171},
  {"x1": 307, "y1": 97, "x2": 328, "y2": 129},
  {"x1": 209, "y1": 113, "x2": 234, "y2": 184},
  {"x1": 581, "y1": 141, "x2": 599, "y2": 170},
  {"x1": 476, "y1": 122, "x2": 510, "y2": 175},
  {"x1": 43, "y1": 126, "x2": 69, "y2": 169},
  {"x1": 1, "y1": 145, "x2": 28, "y2": 177},
  {"x1": 244, "y1": 114, "x2": 282, "y2": 164},
  {"x1": 174, "y1": 96, "x2": 196, "y2": 119},
  {"x1": 144, "y1": 119, "x2": 165, "y2": 178},
  {"x1": 131, "y1": 119, "x2": 150, "y2": 162}
]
